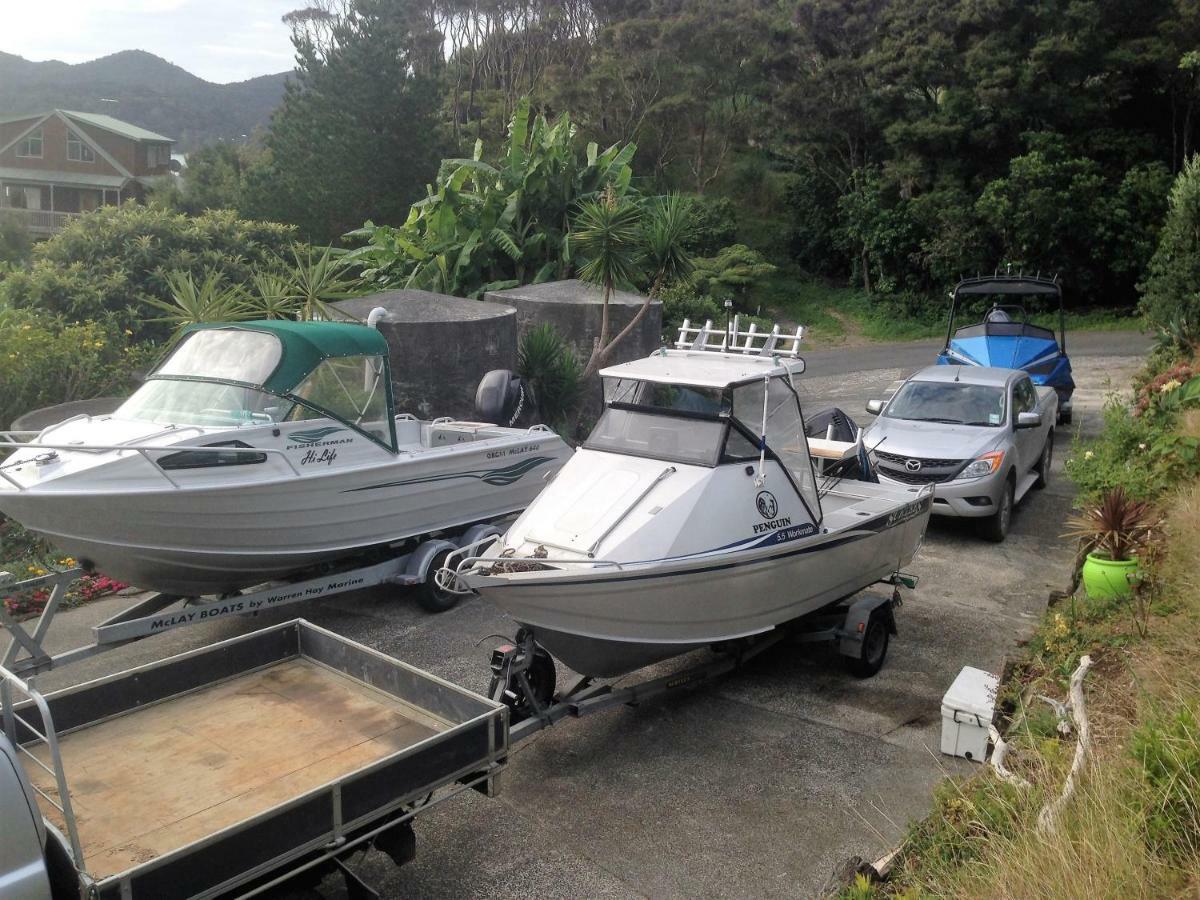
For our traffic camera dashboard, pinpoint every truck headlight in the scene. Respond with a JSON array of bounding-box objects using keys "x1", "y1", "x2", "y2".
[{"x1": 958, "y1": 450, "x2": 1005, "y2": 480}]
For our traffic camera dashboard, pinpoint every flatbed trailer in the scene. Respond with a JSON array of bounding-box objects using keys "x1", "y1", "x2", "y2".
[{"x1": 1, "y1": 620, "x2": 506, "y2": 899}]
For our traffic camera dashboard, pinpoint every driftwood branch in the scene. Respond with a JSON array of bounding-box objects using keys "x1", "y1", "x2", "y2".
[
  {"x1": 1037, "y1": 654, "x2": 1093, "y2": 834},
  {"x1": 989, "y1": 725, "x2": 1031, "y2": 789}
]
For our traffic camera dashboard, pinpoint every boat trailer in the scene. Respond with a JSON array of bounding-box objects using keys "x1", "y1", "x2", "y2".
[
  {"x1": 488, "y1": 573, "x2": 917, "y2": 743},
  {"x1": 0, "y1": 521, "x2": 503, "y2": 680}
]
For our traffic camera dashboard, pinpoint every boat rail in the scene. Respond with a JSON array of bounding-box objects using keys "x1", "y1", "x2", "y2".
[
  {"x1": 434, "y1": 535, "x2": 626, "y2": 595},
  {"x1": 0, "y1": 662, "x2": 86, "y2": 872},
  {"x1": 0, "y1": 439, "x2": 303, "y2": 490},
  {"x1": 676, "y1": 315, "x2": 804, "y2": 358}
]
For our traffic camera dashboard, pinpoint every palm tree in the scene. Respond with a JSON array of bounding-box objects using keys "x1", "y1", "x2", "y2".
[
  {"x1": 573, "y1": 185, "x2": 643, "y2": 380},
  {"x1": 641, "y1": 193, "x2": 696, "y2": 298}
]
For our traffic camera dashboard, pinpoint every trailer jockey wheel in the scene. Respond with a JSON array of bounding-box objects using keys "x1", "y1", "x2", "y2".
[
  {"x1": 508, "y1": 649, "x2": 557, "y2": 723},
  {"x1": 417, "y1": 549, "x2": 463, "y2": 613},
  {"x1": 846, "y1": 612, "x2": 889, "y2": 679}
]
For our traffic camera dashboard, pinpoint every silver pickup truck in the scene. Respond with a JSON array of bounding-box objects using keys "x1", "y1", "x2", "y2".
[{"x1": 862, "y1": 365, "x2": 1057, "y2": 542}]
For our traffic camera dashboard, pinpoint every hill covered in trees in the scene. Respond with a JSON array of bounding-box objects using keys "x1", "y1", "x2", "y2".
[{"x1": 0, "y1": 50, "x2": 290, "y2": 151}]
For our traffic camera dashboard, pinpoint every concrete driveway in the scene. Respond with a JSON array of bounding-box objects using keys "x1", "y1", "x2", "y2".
[{"x1": 9, "y1": 333, "x2": 1149, "y2": 899}]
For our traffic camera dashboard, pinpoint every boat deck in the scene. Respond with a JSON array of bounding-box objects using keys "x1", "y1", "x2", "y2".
[{"x1": 25, "y1": 658, "x2": 448, "y2": 881}]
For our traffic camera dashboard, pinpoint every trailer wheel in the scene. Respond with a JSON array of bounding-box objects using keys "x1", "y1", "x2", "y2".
[
  {"x1": 845, "y1": 613, "x2": 889, "y2": 678},
  {"x1": 417, "y1": 549, "x2": 463, "y2": 613}
]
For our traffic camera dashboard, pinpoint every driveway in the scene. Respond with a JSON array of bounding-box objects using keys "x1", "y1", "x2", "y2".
[{"x1": 10, "y1": 333, "x2": 1149, "y2": 899}]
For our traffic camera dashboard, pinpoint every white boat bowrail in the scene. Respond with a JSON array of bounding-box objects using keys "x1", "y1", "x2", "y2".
[
  {"x1": 0, "y1": 422, "x2": 558, "y2": 492},
  {"x1": 675, "y1": 316, "x2": 804, "y2": 359}
]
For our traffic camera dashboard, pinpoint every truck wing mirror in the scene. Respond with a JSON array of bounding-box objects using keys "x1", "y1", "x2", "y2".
[
  {"x1": 865, "y1": 399, "x2": 885, "y2": 415},
  {"x1": 1015, "y1": 411, "x2": 1042, "y2": 430}
]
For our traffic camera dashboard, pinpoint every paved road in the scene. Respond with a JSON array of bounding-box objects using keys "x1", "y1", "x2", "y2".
[
  {"x1": 800, "y1": 329, "x2": 1151, "y2": 378},
  {"x1": 8, "y1": 338, "x2": 1147, "y2": 899}
]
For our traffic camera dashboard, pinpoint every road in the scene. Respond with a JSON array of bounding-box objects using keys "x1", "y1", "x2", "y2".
[{"x1": 9, "y1": 332, "x2": 1149, "y2": 899}]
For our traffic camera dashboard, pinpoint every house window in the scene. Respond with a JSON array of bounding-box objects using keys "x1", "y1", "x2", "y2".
[
  {"x1": 146, "y1": 145, "x2": 167, "y2": 167},
  {"x1": 16, "y1": 129, "x2": 43, "y2": 158},
  {"x1": 66, "y1": 131, "x2": 96, "y2": 162}
]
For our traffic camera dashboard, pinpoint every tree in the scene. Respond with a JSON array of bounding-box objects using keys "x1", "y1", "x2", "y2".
[
  {"x1": 573, "y1": 185, "x2": 644, "y2": 379},
  {"x1": 0, "y1": 211, "x2": 32, "y2": 266},
  {"x1": 1140, "y1": 155, "x2": 1200, "y2": 333},
  {"x1": 256, "y1": 0, "x2": 446, "y2": 242}
]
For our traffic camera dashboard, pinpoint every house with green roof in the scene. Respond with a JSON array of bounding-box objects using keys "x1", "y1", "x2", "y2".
[{"x1": 0, "y1": 109, "x2": 174, "y2": 235}]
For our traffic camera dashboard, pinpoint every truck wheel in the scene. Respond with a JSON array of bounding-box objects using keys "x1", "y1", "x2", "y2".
[
  {"x1": 1034, "y1": 432, "x2": 1053, "y2": 490},
  {"x1": 845, "y1": 613, "x2": 889, "y2": 678},
  {"x1": 417, "y1": 549, "x2": 462, "y2": 613},
  {"x1": 981, "y1": 478, "x2": 1014, "y2": 543},
  {"x1": 1057, "y1": 409, "x2": 1072, "y2": 426}
]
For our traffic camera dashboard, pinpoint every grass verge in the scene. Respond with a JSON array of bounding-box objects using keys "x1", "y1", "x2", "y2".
[{"x1": 841, "y1": 354, "x2": 1200, "y2": 899}]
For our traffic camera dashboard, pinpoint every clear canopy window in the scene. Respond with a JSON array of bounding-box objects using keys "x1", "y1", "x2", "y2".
[
  {"x1": 732, "y1": 377, "x2": 821, "y2": 521},
  {"x1": 289, "y1": 355, "x2": 394, "y2": 449},
  {"x1": 117, "y1": 380, "x2": 294, "y2": 427},
  {"x1": 157, "y1": 329, "x2": 283, "y2": 386},
  {"x1": 585, "y1": 408, "x2": 727, "y2": 467},
  {"x1": 885, "y1": 381, "x2": 1007, "y2": 427}
]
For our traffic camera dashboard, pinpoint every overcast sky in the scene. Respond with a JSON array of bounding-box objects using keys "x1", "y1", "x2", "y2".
[{"x1": 1, "y1": 0, "x2": 300, "y2": 83}]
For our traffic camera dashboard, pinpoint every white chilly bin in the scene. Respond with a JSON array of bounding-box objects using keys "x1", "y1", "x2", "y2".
[{"x1": 940, "y1": 666, "x2": 999, "y2": 761}]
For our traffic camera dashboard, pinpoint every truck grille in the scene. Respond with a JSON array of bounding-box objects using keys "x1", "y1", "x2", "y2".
[{"x1": 874, "y1": 450, "x2": 966, "y2": 485}]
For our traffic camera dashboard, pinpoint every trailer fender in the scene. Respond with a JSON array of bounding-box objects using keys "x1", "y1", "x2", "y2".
[
  {"x1": 405, "y1": 539, "x2": 460, "y2": 582},
  {"x1": 837, "y1": 593, "x2": 896, "y2": 659},
  {"x1": 457, "y1": 523, "x2": 504, "y2": 549}
]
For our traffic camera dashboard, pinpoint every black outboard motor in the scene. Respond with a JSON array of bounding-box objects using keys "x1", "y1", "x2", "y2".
[
  {"x1": 475, "y1": 370, "x2": 533, "y2": 427},
  {"x1": 805, "y1": 407, "x2": 859, "y2": 443}
]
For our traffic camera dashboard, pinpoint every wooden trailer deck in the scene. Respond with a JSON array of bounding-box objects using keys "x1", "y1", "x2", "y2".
[{"x1": 26, "y1": 658, "x2": 450, "y2": 881}]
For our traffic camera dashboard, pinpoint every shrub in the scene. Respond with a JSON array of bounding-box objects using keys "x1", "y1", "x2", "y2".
[
  {"x1": 659, "y1": 281, "x2": 722, "y2": 335},
  {"x1": 0, "y1": 205, "x2": 297, "y2": 341},
  {"x1": 690, "y1": 244, "x2": 777, "y2": 311},
  {"x1": 517, "y1": 324, "x2": 581, "y2": 431},
  {"x1": 0, "y1": 308, "x2": 152, "y2": 428}
]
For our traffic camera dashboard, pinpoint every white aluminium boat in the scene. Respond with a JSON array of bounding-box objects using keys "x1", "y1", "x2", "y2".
[
  {"x1": 453, "y1": 320, "x2": 933, "y2": 678},
  {"x1": 0, "y1": 320, "x2": 570, "y2": 596}
]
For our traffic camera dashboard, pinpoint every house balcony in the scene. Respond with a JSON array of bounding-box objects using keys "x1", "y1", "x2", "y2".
[{"x1": 0, "y1": 206, "x2": 82, "y2": 236}]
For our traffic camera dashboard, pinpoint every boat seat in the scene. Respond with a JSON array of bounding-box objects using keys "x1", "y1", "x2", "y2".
[{"x1": 807, "y1": 437, "x2": 857, "y2": 460}]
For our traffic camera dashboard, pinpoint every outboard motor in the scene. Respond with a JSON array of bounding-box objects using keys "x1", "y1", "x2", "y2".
[
  {"x1": 475, "y1": 370, "x2": 533, "y2": 427},
  {"x1": 805, "y1": 407, "x2": 859, "y2": 443}
]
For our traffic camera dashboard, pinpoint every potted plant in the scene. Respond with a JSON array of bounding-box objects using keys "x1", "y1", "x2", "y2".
[{"x1": 1064, "y1": 486, "x2": 1161, "y2": 600}]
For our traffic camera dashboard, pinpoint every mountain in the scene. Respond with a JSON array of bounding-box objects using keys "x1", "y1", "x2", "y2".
[{"x1": 0, "y1": 50, "x2": 291, "y2": 152}]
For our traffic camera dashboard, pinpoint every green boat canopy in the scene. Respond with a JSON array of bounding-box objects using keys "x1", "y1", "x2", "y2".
[{"x1": 170, "y1": 320, "x2": 389, "y2": 395}]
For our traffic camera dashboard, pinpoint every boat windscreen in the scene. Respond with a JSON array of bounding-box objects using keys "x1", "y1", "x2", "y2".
[
  {"x1": 286, "y1": 355, "x2": 395, "y2": 451},
  {"x1": 584, "y1": 408, "x2": 726, "y2": 467},
  {"x1": 156, "y1": 329, "x2": 283, "y2": 386},
  {"x1": 604, "y1": 377, "x2": 730, "y2": 415},
  {"x1": 117, "y1": 380, "x2": 295, "y2": 426}
]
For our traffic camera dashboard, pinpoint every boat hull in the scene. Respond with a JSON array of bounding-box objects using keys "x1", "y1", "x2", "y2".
[
  {"x1": 0, "y1": 441, "x2": 569, "y2": 596},
  {"x1": 471, "y1": 497, "x2": 930, "y2": 677}
]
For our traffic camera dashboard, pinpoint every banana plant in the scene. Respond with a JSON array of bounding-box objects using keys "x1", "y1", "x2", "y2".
[{"x1": 345, "y1": 97, "x2": 638, "y2": 300}]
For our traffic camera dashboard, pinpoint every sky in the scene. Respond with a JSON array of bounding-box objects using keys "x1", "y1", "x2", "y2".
[{"x1": 1, "y1": 0, "x2": 300, "y2": 83}]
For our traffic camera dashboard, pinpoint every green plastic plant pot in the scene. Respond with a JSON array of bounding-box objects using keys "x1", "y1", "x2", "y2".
[{"x1": 1082, "y1": 553, "x2": 1139, "y2": 600}]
